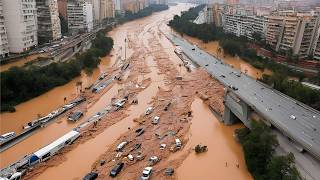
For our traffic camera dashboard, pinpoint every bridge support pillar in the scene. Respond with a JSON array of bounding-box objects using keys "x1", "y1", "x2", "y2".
[
  {"x1": 223, "y1": 106, "x2": 238, "y2": 125},
  {"x1": 223, "y1": 91, "x2": 252, "y2": 129}
]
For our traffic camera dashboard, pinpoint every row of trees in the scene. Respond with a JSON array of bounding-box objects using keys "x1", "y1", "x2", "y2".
[
  {"x1": 236, "y1": 121, "x2": 302, "y2": 180},
  {"x1": 260, "y1": 73, "x2": 320, "y2": 111},
  {"x1": 119, "y1": 4, "x2": 169, "y2": 22},
  {"x1": 1, "y1": 32, "x2": 113, "y2": 112},
  {"x1": 168, "y1": 5, "x2": 222, "y2": 43}
]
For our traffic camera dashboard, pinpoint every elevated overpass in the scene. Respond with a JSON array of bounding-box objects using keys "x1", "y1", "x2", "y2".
[{"x1": 168, "y1": 34, "x2": 320, "y2": 161}]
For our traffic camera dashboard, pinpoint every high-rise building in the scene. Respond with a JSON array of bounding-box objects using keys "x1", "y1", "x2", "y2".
[
  {"x1": 100, "y1": 0, "x2": 115, "y2": 19},
  {"x1": 2, "y1": 0, "x2": 38, "y2": 53},
  {"x1": 67, "y1": 0, "x2": 93, "y2": 34},
  {"x1": 92, "y1": 0, "x2": 101, "y2": 23},
  {"x1": 0, "y1": 0, "x2": 9, "y2": 58},
  {"x1": 266, "y1": 14, "x2": 320, "y2": 58},
  {"x1": 115, "y1": 0, "x2": 121, "y2": 11},
  {"x1": 212, "y1": 3, "x2": 223, "y2": 27},
  {"x1": 36, "y1": 0, "x2": 62, "y2": 44}
]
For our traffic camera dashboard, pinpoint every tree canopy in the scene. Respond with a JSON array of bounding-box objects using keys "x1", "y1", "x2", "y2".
[{"x1": 1, "y1": 32, "x2": 113, "y2": 112}]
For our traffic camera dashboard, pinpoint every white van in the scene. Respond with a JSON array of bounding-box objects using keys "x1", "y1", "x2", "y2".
[
  {"x1": 116, "y1": 141, "x2": 128, "y2": 152},
  {"x1": 175, "y1": 138, "x2": 182, "y2": 149}
]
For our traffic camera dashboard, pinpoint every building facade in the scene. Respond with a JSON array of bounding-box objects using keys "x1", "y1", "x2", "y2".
[
  {"x1": 266, "y1": 14, "x2": 320, "y2": 59},
  {"x1": 0, "y1": 0, "x2": 9, "y2": 58},
  {"x1": 222, "y1": 13, "x2": 266, "y2": 40},
  {"x1": 36, "y1": 0, "x2": 61, "y2": 44},
  {"x1": 67, "y1": 0, "x2": 93, "y2": 34},
  {"x1": 100, "y1": 0, "x2": 115, "y2": 19},
  {"x1": 2, "y1": 0, "x2": 38, "y2": 53}
]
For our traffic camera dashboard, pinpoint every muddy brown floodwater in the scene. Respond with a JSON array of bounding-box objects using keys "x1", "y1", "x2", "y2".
[
  {"x1": 2, "y1": 3, "x2": 253, "y2": 180},
  {"x1": 0, "y1": 23, "x2": 127, "y2": 168},
  {"x1": 177, "y1": 98, "x2": 251, "y2": 180},
  {"x1": 183, "y1": 36, "x2": 272, "y2": 79}
]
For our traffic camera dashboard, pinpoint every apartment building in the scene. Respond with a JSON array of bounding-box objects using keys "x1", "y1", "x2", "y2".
[
  {"x1": 266, "y1": 14, "x2": 320, "y2": 59},
  {"x1": 0, "y1": 1, "x2": 9, "y2": 58},
  {"x1": 67, "y1": 0, "x2": 93, "y2": 34},
  {"x1": 2, "y1": 0, "x2": 38, "y2": 53},
  {"x1": 212, "y1": 3, "x2": 222, "y2": 27},
  {"x1": 100, "y1": 0, "x2": 115, "y2": 19},
  {"x1": 222, "y1": 13, "x2": 266, "y2": 39},
  {"x1": 92, "y1": 0, "x2": 101, "y2": 23},
  {"x1": 121, "y1": 0, "x2": 140, "y2": 14},
  {"x1": 36, "y1": 0, "x2": 61, "y2": 44}
]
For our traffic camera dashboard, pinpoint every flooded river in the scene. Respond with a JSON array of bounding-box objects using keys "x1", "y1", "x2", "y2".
[
  {"x1": 177, "y1": 98, "x2": 252, "y2": 180},
  {"x1": 1, "y1": 3, "x2": 252, "y2": 180}
]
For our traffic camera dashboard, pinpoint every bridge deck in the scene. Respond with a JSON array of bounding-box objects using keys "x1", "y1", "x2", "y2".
[{"x1": 168, "y1": 34, "x2": 320, "y2": 160}]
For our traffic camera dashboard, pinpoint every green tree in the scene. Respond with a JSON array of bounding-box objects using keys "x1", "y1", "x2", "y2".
[{"x1": 265, "y1": 153, "x2": 302, "y2": 180}]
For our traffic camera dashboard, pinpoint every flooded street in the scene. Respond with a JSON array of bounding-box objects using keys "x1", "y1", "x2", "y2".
[{"x1": 2, "y1": 3, "x2": 253, "y2": 180}]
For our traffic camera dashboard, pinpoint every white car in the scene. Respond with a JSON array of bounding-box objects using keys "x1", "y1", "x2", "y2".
[
  {"x1": 128, "y1": 154, "x2": 134, "y2": 161},
  {"x1": 290, "y1": 115, "x2": 296, "y2": 120},
  {"x1": 145, "y1": 107, "x2": 153, "y2": 115},
  {"x1": 140, "y1": 167, "x2": 152, "y2": 180},
  {"x1": 152, "y1": 116, "x2": 160, "y2": 124},
  {"x1": 160, "y1": 143, "x2": 166, "y2": 150}
]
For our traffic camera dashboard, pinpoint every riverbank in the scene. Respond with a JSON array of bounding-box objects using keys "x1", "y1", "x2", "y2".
[{"x1": 0, "y1": 31, "x2": 113, "y2": 113}]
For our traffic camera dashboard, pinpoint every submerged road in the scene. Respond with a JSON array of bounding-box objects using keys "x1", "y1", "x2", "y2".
[{"x1": 168, "y1": 34, "x2": 320, "y2": 161}]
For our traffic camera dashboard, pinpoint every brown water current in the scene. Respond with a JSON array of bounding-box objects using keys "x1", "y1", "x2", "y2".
[
  {"x1": 177, "y1": 98, "x2": 252, "y2": 180},
  {"x1": 1, "y1": 4, "x2": 253, "y2": 180}
]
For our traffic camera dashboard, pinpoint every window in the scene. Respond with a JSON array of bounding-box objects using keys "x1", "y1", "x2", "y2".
[{"x1": 41, "y1": 152, "x2": 51, "y2": 160}]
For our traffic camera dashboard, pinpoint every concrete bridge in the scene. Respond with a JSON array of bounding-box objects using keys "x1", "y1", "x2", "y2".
[{"x1": 168, "y1": 33, "x2": 320, "y2": 161}]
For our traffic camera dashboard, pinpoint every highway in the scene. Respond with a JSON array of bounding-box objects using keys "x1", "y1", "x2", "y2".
[{"x1": 168, "y1": 34, "x2": 320, "y2": 161}]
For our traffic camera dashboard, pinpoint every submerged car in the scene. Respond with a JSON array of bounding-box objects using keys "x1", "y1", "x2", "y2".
[
  {"x1": 145, "y1": 107, "x2": 153, "y2": 115},
  {"x1": 109, "y1": 163, "x2": 124, "y2": 177},
  {"x1": 68, "y1": 111, "x2": 83, "y2": 121},
  {"x1": 152, "y1": 116, "x2": 160, "y2": 125},
  {"x1": 83, "y1": 172, "x2": 98, "y2": 180},
  {"x1": 140, "y1": 167, "x2": 153, "y2": 180}
]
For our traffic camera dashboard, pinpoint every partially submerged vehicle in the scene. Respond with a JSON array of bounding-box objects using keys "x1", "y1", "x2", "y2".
[
  {"x1": 28, "y1": 130, "x2": 80, "y2": 166},
  {"x1": 140, "y1": 167, "x2": 152, "y2": 180},
  {"x1": 68, "y1": 111, "x2": 83, "y2": 121},
  {"x1": 116, "y1": 141, "x2": 128, "y2": 152},
  {"x1": 135, "y1": 128, "x2": 145, "y2": 137},
  {"x1": 195, "y1": 144, "x2": 208, "y2": 154},
  {"x1": 83, "y1": 172, "x2": 98, "y2": 180},
  {"x1": 109, "y1": 163, "x2": 124, "y2": 177},
  {"x1": 0, "y1": 132, "x2": 16, "y2": 143},
  {"x1": 152, "y1": 116, "x2": 160, "y2": 125},
  {"x1": 148, "y1": 156, "x2": 160, "y2": 166},
  {"x1": 145, "y1": 107, "x2": 153, "y2": 115}
]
